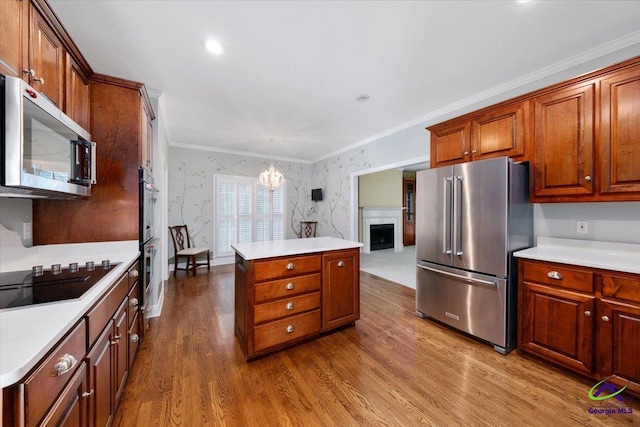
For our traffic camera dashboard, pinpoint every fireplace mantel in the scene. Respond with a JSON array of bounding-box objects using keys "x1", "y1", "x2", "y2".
[{"x1": 362, "y1": 207, "x2": 404, "y2": 254}]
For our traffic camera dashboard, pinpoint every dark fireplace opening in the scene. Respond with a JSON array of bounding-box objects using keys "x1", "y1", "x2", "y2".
[{"x1": 370, "y1": 224, "x2": 394, "y2": 251}]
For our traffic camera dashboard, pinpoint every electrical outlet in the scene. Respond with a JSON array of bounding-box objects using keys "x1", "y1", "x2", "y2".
[
  {"x1": 577, "y1": 221, "x2": 588, "y2": 234},
  {"x1": 22, "y1": 221, "x2": 33, "y2": 240}
]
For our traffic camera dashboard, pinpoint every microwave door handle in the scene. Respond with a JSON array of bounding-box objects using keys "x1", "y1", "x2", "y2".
[
  {"x1": 90, "y1": 142, "x2": 97, "y2": 184},
  {"x1": 443, "y1": 177, "x2": 452, "y2": 255}
]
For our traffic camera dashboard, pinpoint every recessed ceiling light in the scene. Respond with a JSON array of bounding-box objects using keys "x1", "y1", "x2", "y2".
[
  {"x1": 355, "y1": 94, "x2": 370, "y2": 103},
  {"x1": 204, "y1": 38, "x2": 225, "y2": 56}
]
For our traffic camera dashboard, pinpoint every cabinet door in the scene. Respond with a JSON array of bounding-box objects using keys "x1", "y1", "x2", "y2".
[
  {"x1": 65, "y1": 52, "x2": 90, "y2": 130},
  {"x1": 471, "y1": 101, "x2": 527, "y2": 161},
  {"x1": 532, "y1": 82, "x2": 595, "y2": 199},
  {"x1": 39, "y1": 362, "x2": 88, "y2": 427},
  {"x1": 322, "y1": 249, "x2": 360, "y2": 331},
  {"x1": 519, "y1": 281, "x2": 595, "y2": 375},
  {"x1": 429, "y1": 121, "x2": 471, "y2": 167},
  {"x1": 113, "y1": 300, "x2": 129, "y2": 405},
  {"x1": 29, "y1": 5, "x2": 64, "y2": 106},
  {"x1": 87, "y1": 323, "x2": 114, "y2": 427},
  {"x1": 599, "y1": 64, "x2": 640, "y2": 196},
  {"x1": 0, "y1": 0, "x2": 28, "y2": 78},
  {"x1": 403, "y1": 178, "x2": 415, "y2": 246},
  {"x1": 596, "y1": 299, "x2": 640, "y2": 398}
]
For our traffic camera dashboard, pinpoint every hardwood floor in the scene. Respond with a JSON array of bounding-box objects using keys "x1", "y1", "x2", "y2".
[{"x1": 113, "y1": 266, "x2": 639, "y2": 426}]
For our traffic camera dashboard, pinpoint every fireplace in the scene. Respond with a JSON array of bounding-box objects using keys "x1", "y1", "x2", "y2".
[
  {"x1": 370, "y1": 224, "x2": 394, "y2": 250},
  {"x1": 362, "y1": 207, "x2": 403, "y2": 254}
]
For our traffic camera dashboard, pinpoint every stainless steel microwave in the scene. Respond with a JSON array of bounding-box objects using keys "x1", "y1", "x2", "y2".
[{"x1": 1, "y1": 74, "x2": 96, "y2": 198}]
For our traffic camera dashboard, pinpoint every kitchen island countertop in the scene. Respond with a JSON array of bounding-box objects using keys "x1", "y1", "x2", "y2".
[
  {"x1": 231, "y1": 236, "x2": 363, "y2": 260},
  {"x1": 514, "y1": 237, "x2": 640, "y2": 274},
  {"x1": 0, "y1": 239, "x2": 139, "y2": 388}
]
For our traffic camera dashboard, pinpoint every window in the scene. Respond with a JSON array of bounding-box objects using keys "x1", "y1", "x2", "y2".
[{"x1": 215, "y1": 175, "x2": 285, "y2": 256}]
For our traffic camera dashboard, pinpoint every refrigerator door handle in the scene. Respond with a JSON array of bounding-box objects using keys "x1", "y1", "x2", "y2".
[
  {"x1": 453, "y1": 175, "x2": 463, "y2": 257},
  {"x1": 417, "y1": 264, "x2": 497, "y2": 286},
  {"x1": 443, "y1": 177, "x2": 453, "y2": 255}
]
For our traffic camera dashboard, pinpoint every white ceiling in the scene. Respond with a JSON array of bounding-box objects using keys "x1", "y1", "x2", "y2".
[{"x1": 48, "y1": 1, "x2": 640, "y2": 163}]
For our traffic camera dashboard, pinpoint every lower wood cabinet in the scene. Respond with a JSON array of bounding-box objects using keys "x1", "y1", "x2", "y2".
[
  {"x1": 40, "y1": 361, "x2": 89, "y2": 427},
  {"x1": 518, "y1": 259, "x2": 640, "y2": 399},
  {"x1": 234, "y1": 247, "x2": 360, "y2": 360}
]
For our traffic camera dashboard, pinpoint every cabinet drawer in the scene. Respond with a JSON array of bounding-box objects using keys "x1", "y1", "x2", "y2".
[
  {"x1": 23, "y1": 319, "x2": 86, "y2": 426},
  {"x1": 253, "y1": 309, "x2": 321, "y2": 353},
  {"x1": 254, "y1": 273, "x2": 321, "y2": 302},
  {"x1": 254, "y1": 255, "x2": 321, "y2": 282},
  {"x1": 127, "y1": 279, "x2": 140, "y2": 328},
  {"x1": 602, "y1": 274, "x2": 640, "y2": 303},
  {"x1": 86, "y1": 272, "x2": 129, "y2": 347},
  {"x1": 254, "y1": 292, "x2": 321, "y2": 324},
  {"x1": 522, "y1": 261, "x2": 593, "y2": 293}
]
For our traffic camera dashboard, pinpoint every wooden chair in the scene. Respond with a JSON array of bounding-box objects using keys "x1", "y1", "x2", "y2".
[
  {"x1": 299, "y1": 221, "x2": 318, "y2": 238},
  {"x1": 168, "y1": 225, "x2": 210, "y2": 276}
]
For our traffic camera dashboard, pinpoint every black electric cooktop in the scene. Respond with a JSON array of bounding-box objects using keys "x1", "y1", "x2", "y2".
[{"x1": 0, "y1": 262, "x2": 121, "y2": 309}]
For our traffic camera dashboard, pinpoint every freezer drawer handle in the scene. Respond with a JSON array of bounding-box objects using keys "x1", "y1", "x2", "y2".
[
  {"x1": 546, "y1": 271, "x2": 562, "y2": 280},
  {"x1": 416, "y1": 264, "x2": 497, "y2": 286}
]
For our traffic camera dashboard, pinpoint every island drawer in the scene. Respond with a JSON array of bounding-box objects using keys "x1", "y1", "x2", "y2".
[
  {"x1": 602, "y1": 273, "x2": 640, "y2": 303},
  {"x1": 21, "y1": 319, "x2": 86, "y2": 426},
  {"x1": 253, "y1": 309, "x2": 321, "y2": 353},
  {"x1": 254, "y1": 273, "x2": 321, "y2": 302},
  {"x1": 521, "y1": 260, "x2": 594, "y2": 293},
  {"x1": 254, "y1": 254, "x2": 322, "y2": 282},
  {"x1": 254, "y1": 292, "x2": 321, "y2": 324},
  {"x1": 86, "y1": 271, "x2": 130, "y2": 347}
]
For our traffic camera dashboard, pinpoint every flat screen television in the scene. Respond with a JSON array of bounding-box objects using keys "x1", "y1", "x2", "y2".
[{"x1": 311, "y1": 188, "x2": 323, "y2": 201}]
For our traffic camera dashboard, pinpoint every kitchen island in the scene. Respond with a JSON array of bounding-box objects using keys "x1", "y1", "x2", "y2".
[{"x1": 232, "y1": 237, "x2": 363, "y2": 359}]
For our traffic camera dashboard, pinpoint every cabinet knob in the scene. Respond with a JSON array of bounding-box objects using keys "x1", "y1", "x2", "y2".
[
  {"x1": 546, "y1": 271, "x2": 562, "y2": 280},
  {"x1": 53, "y1": 354, "x2": 77, "y2": 376},
  {"x1": 584, "y1": 310, "x2": 591, "y2": 317},
  {"x1": 130, "y1": 298, "x2": 139, "y2": 307},
  {"x1": 285, "y1": 282, "x2": 295, "y2": 290},
  {"x1": 463, "y1": 151, "x2": 469, "y2": 155},
  {"x1": 285, "y1": 302, "x2": 295, "y2": 310},
  {"x1": 585, "y1": 175, "x2": 592, "y2": 182},
  {"x1": 285, "y1": 325, "x2": 295, "y2": 333},
  {"x1": 602, "y1": 315, "x2": 610, "y2": 322},
  {"x1": 129, "y1": 269, "x2": 139, "y2": 278},
  {"x1": 337, "y1": 260, "x2": 345, "y2": 267},
  {"x1": 130, "y1": 334, "x2": 140, "y2": 343},
  {"x1": 82, "y1": 389, "x2": 95, "y2": 398},
  {"x1": 286, "y1": 262, "x2": 295, "y2": 270},
  {"x1": 472, "y1": 149, "x2": 477, "y2": 154}
]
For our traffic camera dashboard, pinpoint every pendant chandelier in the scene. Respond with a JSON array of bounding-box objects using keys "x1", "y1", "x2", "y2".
[{"x1": 259, "y1": 139, "x2": 285, "y2": 191}]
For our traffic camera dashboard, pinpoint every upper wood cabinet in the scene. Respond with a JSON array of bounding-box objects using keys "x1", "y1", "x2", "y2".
[
  {"x1": 0, "y1": 0, "x2": 29, "y2": 78},
  {"x1": 29, "y1": 4, "x2": 64, "y2": 106},
  {"x1": 429, "y1": 101, "x2": 527, "y2": 168},
  {"x1": 599, "y1": 64, "x2": 640, "y2": 196},
  {"x1": 531, "y1": 81, "x2": 596, "y2": 200},
  {"x1": 65, "y1": 52, "x2": 90, "y2": 130}
]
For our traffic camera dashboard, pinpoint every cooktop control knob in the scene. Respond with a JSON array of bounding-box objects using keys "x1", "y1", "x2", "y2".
[
  {"x1": 101, "y1": 260, "x2": 111, "y2": 269},
  {"x1": 69, "y1": 262, "x2": 79, "y2": 273},
  {"x1": 86, "y1": 261, "x2": 95, "y2": 271},
  {"x1": 33, "y1": 265, "x2": 43, "y2": 277},
  {"x1": 51, "y1": 264, "x2": 61, "y2": 275}
]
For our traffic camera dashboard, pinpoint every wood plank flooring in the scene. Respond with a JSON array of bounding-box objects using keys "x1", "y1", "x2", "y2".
[{"x1": 113, "y1": 265, "x2": 639, "y2": 426}]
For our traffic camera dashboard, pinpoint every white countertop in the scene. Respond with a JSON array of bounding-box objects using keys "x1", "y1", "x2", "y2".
[
  {"x1": 0, "y1": 235, "x2": 139, "y2": 388},
  {"x1": 231, "y1": 237, "x2": 363, "y2": 260},
  {"x1": 514, "y1": 237, "x2": 640, "y2": 274}
]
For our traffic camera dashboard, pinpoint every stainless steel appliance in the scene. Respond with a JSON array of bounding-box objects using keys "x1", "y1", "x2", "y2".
[
  {"x1": 139, "y1": 168, "x2": 158, "y2": 333},
  {"x1": 1, "y1": 74, "x2": 96, "y2": 198},
  {"x1": 415, "y1": 157, "x2": 532, "y2": 354},
  {"x1": 0, "y1": 261, "x2": 120, "y2": 309}
]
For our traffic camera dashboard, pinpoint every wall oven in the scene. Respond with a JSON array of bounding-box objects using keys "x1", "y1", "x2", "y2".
[
  {"x1": 139, "y1": 168, "x2": 158, "y2": 334},
  {"x1": 1, "y1": 74, "x2": 96, "y2": 198}
]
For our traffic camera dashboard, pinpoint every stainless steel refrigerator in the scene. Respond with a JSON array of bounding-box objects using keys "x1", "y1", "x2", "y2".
[{"x1": 415, "y1": 156, "x2": 532, "y2": 354}]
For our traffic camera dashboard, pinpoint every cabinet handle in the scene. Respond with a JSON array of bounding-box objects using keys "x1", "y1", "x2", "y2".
[
  {"x1": 286, "y1": 262, "x2": 295, "y2": 270},
  {"x1": 130, "y1": 334, "x2": 140, "y2": 343},
  {"x1": 82, "y1": 389, "x2": 94, "y2": 398},
  {"x1": 337, "y1": 260, "x2": 345, "y2": 267},
  {"x1": 602, "y1": 316, "x2": 610, "y2": 322},
  {"x1": 463, "y1": 151, "x2": 469, "y2": 155},
  {"x1": 285, "y1": 302, "x2": 295, "y2": 310},
  {"x1": 24, "y1": 68, "x2": 35, "y2": 77},
  {"x1": 585, "y1": 175, "x2": 592, "y2": 182},
  {"x1": 53, "y1": 354, "x2": 77, "y2": 376},
  {"x1": 472, "y1": 149, "x2": 477, "y2": 154},
  {"x1": 33, "y1": 76, "x2": 45, "y2": 84},
  {"x1": 584, "y1": 310, "x2": 591, "y2": 317},
  {"x1": 546, "y1": 271, "x2": 562, "y2": 280},
  {"x1": 285, "y1": 325, "x2": 295, "y2": 333},
  {"x1": 129, "y1": 269, "x2": 139, "y2": 278},
  {"x1": 130, "y1": 298, "x2": 139, "y2": 307},
  {"x1": 285, "y1": 282, "x2": 295, "y2": 290}
]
